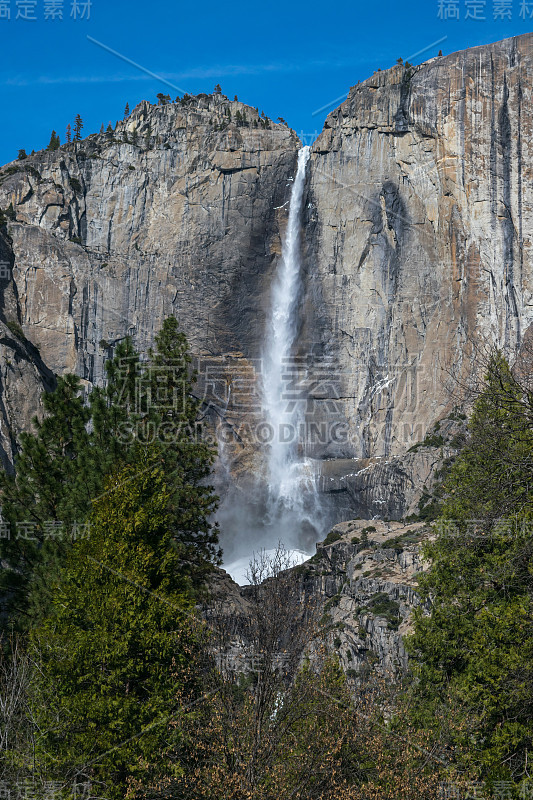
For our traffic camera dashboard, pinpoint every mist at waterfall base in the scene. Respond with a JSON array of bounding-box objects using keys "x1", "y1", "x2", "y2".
[
  {"x1": 217, "y1": 146, "x2": 335, "y2": 585},
  {"x1": 216, "y1": 475, "x2": 332, "y2": 586}
]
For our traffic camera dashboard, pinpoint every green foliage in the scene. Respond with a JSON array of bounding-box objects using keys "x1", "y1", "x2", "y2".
[
  {"x1": 361, "y1": 525, "x2": 376, "y2": 535},
  {"x1": 0, "y1": 318, "x2": 219, "y2": 631},
  {"x1": 17, "y1": 149, "x2": 27, "y2": 160},
  {"x1": 362, "y1": 593, "x2": 401, "y2": 630},
  {"x1": 383, "y1": 529, "x2": 422, "y2": 552},
  {"x1": 416, "y1": 483, "x2": 444, "y2": 521},
  {"x1": 323, "y1": 529, "x2": 343, "y2": 546},
  {"x1": 408, "y1": 424, "x2": 445, "y2": 452},
  {"x1": 5, "y1": 320, "x2": 25, "y2": 341},
  {"x1": 74, "y1": 114, "x2": 83, "y2": 141},
  {"x1": 46, "y1": 131, "x2": 60, "y2": 151},
  {"x1": 29, "y1": 456, "x2": 204, "y2": 799},
  {"x1": 405, "y1": 353, "x2": 533, "y2": 784},
  {"x1": 69, "y1": 176, "x2": 82, "y2": 193}
]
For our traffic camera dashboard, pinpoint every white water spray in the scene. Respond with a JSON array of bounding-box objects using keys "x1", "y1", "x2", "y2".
[{"x1": 262, "y1": 145, "x2": 321, "y2": 535}]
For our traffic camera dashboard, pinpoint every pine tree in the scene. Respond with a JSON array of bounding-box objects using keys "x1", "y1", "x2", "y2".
[
  {"x1": 406, "y1": 353, "x2": 533, "y2": 784},
  {"x1": 30, "y1": 453, "x2": 205, "y2": 799},
  {"x1": 0, "y1": 320, "x2": 220, "y2": 630},
  {"x1": 73, "y1": 114, "x2": 83, "y2": 141},
  {"x1": 106, "y1": 122, "x2": 113, "y2": 134},
  {"x1": 17, "y1": 149, "x2": 27, "y2": 160},
  {"x1": 46, "y1": 131, "x2": 60, "y2": 151},
  {"x1": 124, "y1": 102, "x2": 130, "y2": 118},
  {"x1": 213, "y1": 83, "x2": 222, "y2": 94},
  {"x1": 0, "y1": 375, "x2": 91, "y2": 626},
  {"x1": 65, "y1": 123, "x2": 72, "y2": 144},
  {"x1": 131, "y1": 126, "x2": 138, "y2": 146},
  {"x1": 144, "y1": 317, "x2": 221, "y2": 575},
  {"x1": 99, "y1": 123, "x2": 104, "y2": 134}
]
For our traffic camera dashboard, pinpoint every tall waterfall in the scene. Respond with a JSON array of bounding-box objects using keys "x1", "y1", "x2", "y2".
[
  {"x1": 219, "y1": 145, "x2": 328, "y2": 584},
  {"x1": 262, "y1": 145, "x2": 320, "y2": 535}
]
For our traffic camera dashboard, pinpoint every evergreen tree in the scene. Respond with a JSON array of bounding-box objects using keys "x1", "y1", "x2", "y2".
[
  {"x1": 132, "y1": 126, "x2": 138, "y2": 146},
  {"x1": 0, "y1": 320, "x2": 219, "y2": 630},
  {"x1": 0, "y1": 375, "x2": 90, "y2": 626},
  {"x1": 17, "y1": 149, "x2": 27, "y2": 160},
  {"x1": 30, "y1": 455, "x2": 204, "y2": 799},
  {"x1": 99, "y1": 123, "x2": 104, "y2": 134},
  {"x1": 213, "y1": 83, "x2": 222, "y2": 94},
  {"x1": 124, "y1": 102, "x2": 130, "y2": 118},
  {"x1": 46, "y1": 131, "x2": 60, "y2": 151},
  {"x1": 66, "y1": 123, "x2": 72, "y2": 144},
  {"x1": 106, "y1": 121, "x2": 113, "y2": 134},
  {"x1": 73, "y1": 114, "x2": 83, "y2": 141},
  {"x1": 406, "y1": 353, "x2": 533, "y2": 785},
  {"x1": 144, "y1": 317, "x2": 221, "y2": 575}
]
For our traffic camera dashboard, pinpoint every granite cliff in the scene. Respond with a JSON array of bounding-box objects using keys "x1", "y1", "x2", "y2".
[
  {"x1": 1, "y1": 33, "x2": 533, "y2": 519},
  {"x1": 207, "y1": 519, "x2": 432, "y2": 684}
]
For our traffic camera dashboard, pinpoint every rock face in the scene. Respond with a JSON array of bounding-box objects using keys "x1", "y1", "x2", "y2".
[
  {"x1": 0, "y1": 97, "x2": 299, "y2": 385},
  {"x1": 207, "y1": 519, "x2": 432, "y2": 683},
  {"x1": 303, "y1": 34, "x2": 533, "y2": 470},
  {"x1": 0, "y1": 229, "x2": 53, "y2": 471},
  {"x1": 297, "y1": 520, "x2": 431, "y2": 679},
  {"x1": 1, "y1": 34, "x2": 533, "y2": 517}
]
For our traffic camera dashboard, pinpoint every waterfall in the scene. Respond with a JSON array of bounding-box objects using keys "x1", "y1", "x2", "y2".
[
  {"x1": 261, "y1": 145, "x2": 321, "y2": 539},
  {"x1": 220, "y1": 145, "x2": 329, "y2": 584}
]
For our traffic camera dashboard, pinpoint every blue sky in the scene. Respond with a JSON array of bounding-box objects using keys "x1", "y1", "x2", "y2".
[{"x1": 0, "y1": 0, "x2": 532, "y2": 164}]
